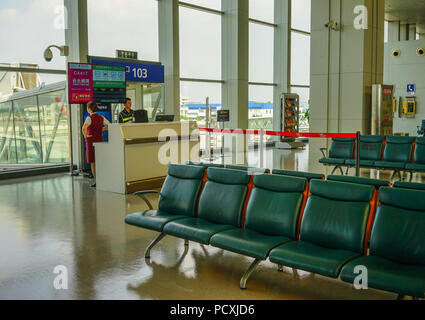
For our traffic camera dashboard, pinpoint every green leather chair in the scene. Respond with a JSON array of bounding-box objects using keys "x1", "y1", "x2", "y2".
[
  {"x1": 162, "y1": 167, "x2": 250, "y2": 245},
  {"x1": 209, "y1": 174, "x2": 307, "y2": 289},
  {"x1": 374, "y1": 136, "x2": 415, "y2": 180},
  {"x1": 405, "y1": 137, "x2": 425, "y2": 181},
  {"x1": 272, "y1": 169, "x2": 324, "y2": 181},
  {"x1": 392, "y1": 181, "x2": 425, "y2": 191},
  {"x1": 186, "y1": 160, "x2": 223, "y2": 168},
  {"x1": 269, "y1": 180, "x2": 374, "y2": 278},
  {"x1": 319, "y1": 138, "x2": 355, "y2": 175},
  {"x1": 340, "y1": 187, "x2": 425, "y2": 299},
  {"x1": 345, "y1": 135, "x2": 385, "y2": 174},
  {"x1": 125, "y1": 164, "x2": 205, "y2": 258},
  {"x1": 224, "y1": 164, "x2": 270, "y2": 174}
]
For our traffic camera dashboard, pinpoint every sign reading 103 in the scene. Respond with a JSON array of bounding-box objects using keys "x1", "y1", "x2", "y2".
[{"x1": 128, "y1": 66, "x2": 148, "y2": 80}]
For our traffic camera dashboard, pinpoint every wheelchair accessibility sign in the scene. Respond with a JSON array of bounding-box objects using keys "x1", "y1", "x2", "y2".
[{"x1": 407, "y1": 84, "x2": 415, "y2": 96}]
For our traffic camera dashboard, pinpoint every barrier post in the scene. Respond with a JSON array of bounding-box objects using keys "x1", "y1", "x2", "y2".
[
  {"x1": 355, "y1": 131, "x2": 360, "y2": 177},
  {"x1": 259, "y1": 129, "x2": 264, "y2": 168}
]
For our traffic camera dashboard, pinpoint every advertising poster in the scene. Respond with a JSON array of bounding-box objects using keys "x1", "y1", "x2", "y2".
[{"x1": 68, "y1": 63, "x2": 93, "y2": 104}]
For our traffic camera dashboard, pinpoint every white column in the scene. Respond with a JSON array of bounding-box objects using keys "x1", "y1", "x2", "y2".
[
  {"x1": 309, "y1": 0, "x2": 384, "y2": 170},
  {"x1": 158, "y1": 0, "x2": 180, "y2": 119},
  {"x1": 388, "y1": 21, "x2": 400, "y2": 42},
  {"x1": 273, "y1": 0, "x2": 290, "y2": 133},
  {"x1": 64, "y1": 0, "x2": 89, "y2": 171},
  {"x1": 222, "y1": 0, "x2": 249, "y2": 130}
]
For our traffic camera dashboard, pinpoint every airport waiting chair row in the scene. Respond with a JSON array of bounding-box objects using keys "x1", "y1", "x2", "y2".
[
  {"x1": 319, "y1": 136, "x2": 425, "y2": 180},
  {"x1": 125, "y1": 164, "x2": 425, "y2": 299}
]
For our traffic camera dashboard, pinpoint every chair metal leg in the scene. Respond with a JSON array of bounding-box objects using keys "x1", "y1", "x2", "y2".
[
  {"x1": 390, "y1": 170, "x2": 397, "y2": 180},
  {"x1": 278, "y1": 264, "x2": 283, "y2": 272},
  {"x1": 396, "y1": 294, "x2": 405, "y2": 300},
  {"x1": 145, "y1": 233, "x2": 166, "y2": 259},
  {"x1": 184, "y1": 239, "x2": 189, "y2": 246},
  {"x1": 338, "y1": 166, "x2": 344, "y2": 175},
  {"x1": 409, "y1": 172, "x2": 413, "y2": 182},
  {"x1": 331, "y1": 166, "x2": 343, "y2": 175},
  {"x1": 345, "y1": 166, "x2": 350, "y2": 175},
  {"x1": 240, "y1": 259, "x2": 261, "y2": 289}
]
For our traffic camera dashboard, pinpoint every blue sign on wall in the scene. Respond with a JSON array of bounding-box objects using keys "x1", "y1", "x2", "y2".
[
  {"x1": 217, "y1": 110, "x2": 230, "y2": 122},
  {"x1": 407, "y1": 84, "x2": 415, "y2": 93},
  {"x1": 91, "y1": 59, "x2": 164, "y2": 83}
]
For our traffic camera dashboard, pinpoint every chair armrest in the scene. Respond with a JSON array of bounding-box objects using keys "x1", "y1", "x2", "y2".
[
  {"x1": 133, "y1": 190, "x2": 159, "y2": 210},
  {"x1": 319, "y1": 148, "x2": 327, "y2": 158}
]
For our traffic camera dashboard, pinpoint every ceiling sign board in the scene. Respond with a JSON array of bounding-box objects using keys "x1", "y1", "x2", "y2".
[
  {"x1": 92, "y1": 64, "x2": 126, "y2": 103},
  {"x1": 116, "y1": 49, "x2": 138, "y2": 60},
  {"x1": 91, "y1": 58, "x2": 164, "y2": 83},
  {"x1": 68, "y1": 63, "x2": 93, "y2": 104}
]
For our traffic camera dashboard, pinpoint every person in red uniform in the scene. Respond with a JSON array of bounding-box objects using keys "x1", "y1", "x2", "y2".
[{"x1": 82, "y1": 101, "x2": 110, "y2": 188}]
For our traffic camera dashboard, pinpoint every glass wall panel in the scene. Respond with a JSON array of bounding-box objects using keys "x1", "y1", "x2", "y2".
[
  {"x1": 38, "y1": 89, "x2": 69, "y2": 163},
  {"x1": 13, "y1": 96, "x2": 43, "y2": 163},
  {"x1": 249, "y1": 23, "x2": 274, "y2": 83},
  {"x1": 291, "y1": 0, "x2": 311, "y2": 32},
  {"x1": 0, "y1": 101, "x2": 17, "y2": 163},
  {"x1": 88, "y1": 0, "x2": 159, "y2": 61},
  {"x1": 249, "y1": 0, "x2": 274, "y2": 23},
  {"x1": 248, "y1": 85, "x2": 273, "y2": 130},
  {"x1": 180, "y1": 81, "x2": 221, "y2": 127},
  {"x1": 182, "y1": 0, "x2": 221, "y2": 10},
  {"x1": 179, "y1": 7, "x2": 221, "y2": 80},
  {"x1": 291, "y1": 32, "x2": 310, "y2": 86},
  {"x1": 0, "y1": 0, "x2": 66, "y2": 70},
  {"x1": 290, "y1": 86, "x2": 310, "y2": 132}
]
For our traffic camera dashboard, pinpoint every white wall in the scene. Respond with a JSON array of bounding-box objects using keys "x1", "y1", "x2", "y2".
[{"x1": 384, "y1": 39, "x2": 425, "y2": 136}]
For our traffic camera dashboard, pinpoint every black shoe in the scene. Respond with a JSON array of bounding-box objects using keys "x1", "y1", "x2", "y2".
[{"x1": 90, "y1": 183, "x2": 96, "y2": 188}]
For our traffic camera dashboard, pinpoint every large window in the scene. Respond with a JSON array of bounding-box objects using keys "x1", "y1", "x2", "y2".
[
  {"x1": 249, "y1": 1, "x2": 275, "y2": 134},
  {"x1": 179, "y1": 6, "x2": 221, "y2": 80},
  {"x1": 88, "y1": 0, "x2": 159, "y2": 61},
  {"x1": 0, "y1": 0, "x2": 66, "y2": 71},
  {"x1": 179, "y1": 2, "x2": 222, "y2": 129},
  {"x1": 249, "y1": 0, "x2": 274, "y2": 23},
  {"x1": 290, "y1": 0, "x2": 311, "y2": 132},
  {"x1": 0, "y1": 101, "x2": 17, "y2": 163}
]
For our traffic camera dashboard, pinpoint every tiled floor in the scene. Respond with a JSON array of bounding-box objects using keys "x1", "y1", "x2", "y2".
[{"x1": 0, "y1": 145, "x2": 423, "y2": 299}]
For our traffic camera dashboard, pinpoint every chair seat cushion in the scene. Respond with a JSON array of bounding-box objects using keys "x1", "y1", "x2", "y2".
[
  {"x1": 163, "y1": 217, "x2": 236, "y2": 244},
  {"x1": 405, "y1": 163, "x2": 425, "y2": 172},
  {"x1": 374, "y1": 161, "x2": 406, "y2": 169},
  {"x1": 210, "y1": 228, "x2": 291, "y2": 260},
  {"x1": 345, "y1": 159, "x2": 375, "y2": 167},
  {"x1": 125, "y1": 210, "x2": 186, "y2": 232},
  {"x1": 340, "y1": 255, "x2": 425, "y2": 298},
  {"x1": 269, "y1": 241, "x2": 360, "y2": 278},
  {"x1": 319, "y1": 158, "x2": 346, "y2": 165}
]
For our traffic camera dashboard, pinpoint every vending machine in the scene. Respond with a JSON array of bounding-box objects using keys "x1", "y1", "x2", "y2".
[
  {"x1": 275, "y1": 93, "x2": 305, "y2": 149},
  {"x1": 371, "y1": 85, "x2": 394, "y2": 136}
]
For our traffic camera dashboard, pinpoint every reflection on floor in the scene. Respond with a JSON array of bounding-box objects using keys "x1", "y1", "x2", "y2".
[{"x1": 0, "y1": 145, "x2": 423, "y2": 299}]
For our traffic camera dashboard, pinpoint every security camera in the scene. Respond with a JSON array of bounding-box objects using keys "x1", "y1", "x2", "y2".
[
  {"x1": 43, "y1": 45, "x2": 69, "y2": 62},
  {"x1": 325, "y1": 20, "x2": 340, "y2": 31},
  {"x1": 43, "y1": 48, "x2": 53, "y2": 62}
]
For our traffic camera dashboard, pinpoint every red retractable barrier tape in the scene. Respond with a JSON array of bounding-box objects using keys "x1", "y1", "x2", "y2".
[{"x1": 198, "y1": 128, "x2": 356, "y2": 139}]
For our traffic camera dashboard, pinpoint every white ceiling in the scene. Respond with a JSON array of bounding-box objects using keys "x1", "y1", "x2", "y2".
[{"x1": 385, "y1": 0, "x2": 425, "y2": 25}]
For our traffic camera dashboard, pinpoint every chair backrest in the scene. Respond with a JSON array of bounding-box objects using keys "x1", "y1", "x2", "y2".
[
  {"x1": 186, "y1": 161, "x2": 223, "y2": 168},
  {"x1": 370, "y1": 187, "x2": 425, "y2": 266},
  {"x1": 382, "y1": 136, "x2": 414, "y2": 163},
  {"x1": 300, "y1": 180, "x2": 374, "y2": 253},
  {"x1": 198, "y1": 168, "x2": 250, "y2": 227},
  {"x1": 245, "y1": 174, "x2": 306, "y2": 238},
  {"x1": 358, "y1": 135, "x2": 385, "y2": 161},
  {"x1": 272, "y1": 169, "x2": 324, "y2": 181},
  {"x1": 393, "y1": 181, "x2": 425, "y2": 191},
  {"x1": 158, "y1": 164, "x2": 205, "y2": 217},
  {"x1": 224, "y1": 164, "x2": 270, "y2": 174},
  {"x1": 413, "y1": 137, "x2": 425, "y2": 165},
  {"x1": 327, "y1": 175, "x2": 389, "y2": 189},
  {"x1": 328, "y1": 138, "x2": 355, "y2": 159}
]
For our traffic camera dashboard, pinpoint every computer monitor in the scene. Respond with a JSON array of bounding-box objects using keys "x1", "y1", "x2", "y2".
[
  {"x1": 155, "y1": 114, "x2": 174, "y2": 122},
  {"x1": 134, "y1": 109, "x2": 149, "y2": 123}
]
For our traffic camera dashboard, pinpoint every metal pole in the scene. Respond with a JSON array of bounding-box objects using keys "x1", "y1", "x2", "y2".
[
  {"x1": 355, "y1": 131, "x2": 360, "y2": 177},
  {"x1": 259, "y1": 129, "x2": 264, "y2": 168}
]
